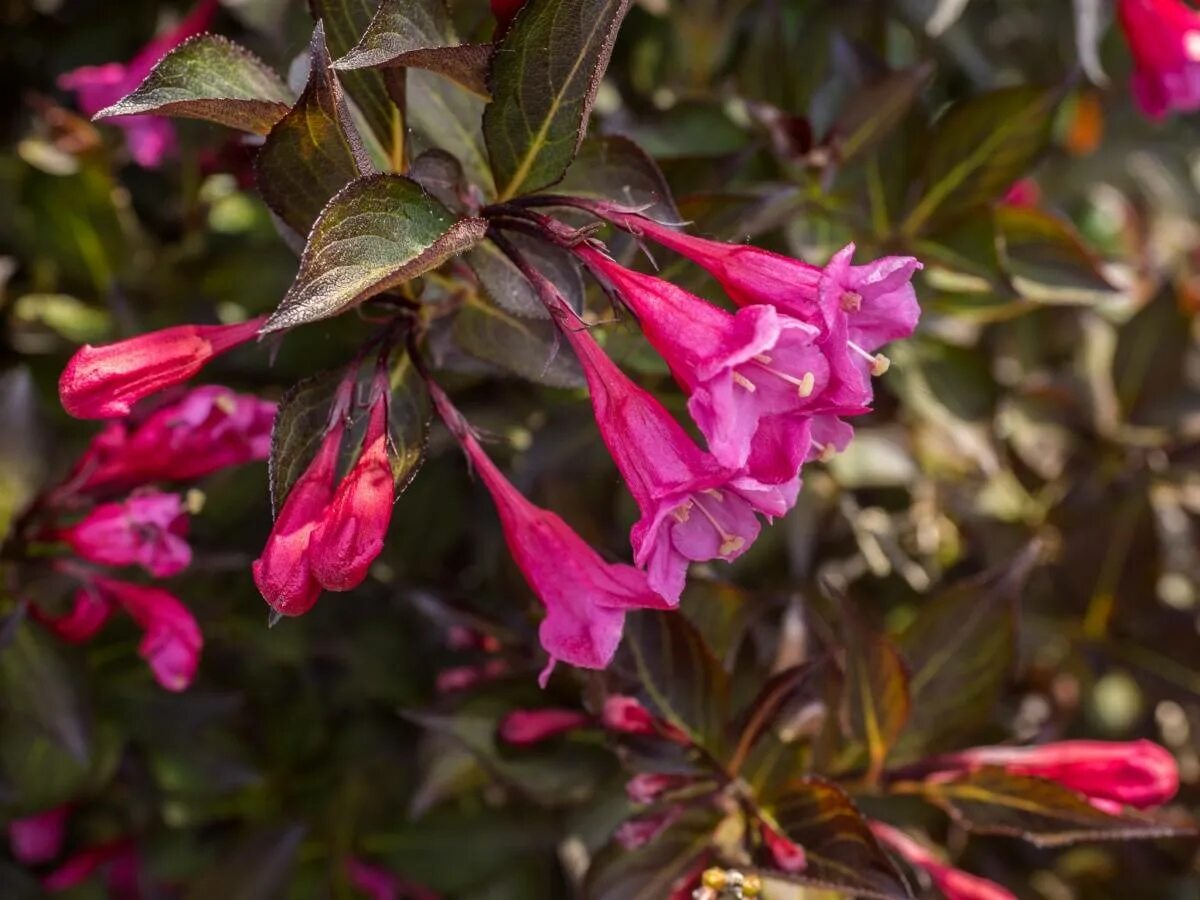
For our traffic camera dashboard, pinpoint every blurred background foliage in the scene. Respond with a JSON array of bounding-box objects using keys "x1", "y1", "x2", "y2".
[{"x1": 0, "y1": 0, "x2": 1199, "y2": 897}]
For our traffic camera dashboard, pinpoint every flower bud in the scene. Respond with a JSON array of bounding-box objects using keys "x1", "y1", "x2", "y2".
[
  {"x1": 498, "y1": 708, "x2": 592, "y2": 746},
  {"x1": 8, "y1": 806, "x2": 69, "y2": 865}
]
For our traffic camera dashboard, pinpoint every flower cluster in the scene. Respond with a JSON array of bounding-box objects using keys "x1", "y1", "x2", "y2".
[{"x1": 30, "y1": 385, "x2": 273, "y2": 691}]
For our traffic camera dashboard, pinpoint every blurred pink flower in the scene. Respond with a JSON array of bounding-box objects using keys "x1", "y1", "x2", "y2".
[
  {"x1": 498, "y1": 708, "x2": 592, "y2": 745},
  {"x1": 347, "y1": 857, "x2": 440, "y2": 900},
  {"x1": 625, "y1": 772, "x2": 689, "y2": 804},
  {"x1": 8, "y1": 806, "x2": 69, "y2": 865},
  {"x1": 57, "y1": 490, "x2": 191, "y2": 577},
  {"x1": 33, "y1": 585, "x2": 113, "y2": 644},
  {"x1": 432, "y1": 384, "x2": 669, "y2": 682},
  {"x1": 43, "y1": 839, "x2": 140, "y2": 897},
  {"x1": 58, "y1": 0, "x2": 219, "y2": 167},
  {"x1": 601, "y1": 695, "x2": 689, "y2": 744},
  {"x1": 59, "y1": 317, "x2": 265, "y2": 420},
  {"x1": 93, "y1": 577, "x2": 202, "y2": 692},
  {"x1": 942, "y1": 740, "x2": 1180, "y2": 809},
  {"x1": 309, "y1": 371, "x2": 394, "y2": 592},
  {"x1": 1118, "y1": 0, "x2": 1200, "y2": 120},
  {"x1": 615, "y1": 806, "x2": 683, "y2": 850},
  {"x1": 760, "y1": 821, "x2": 807, "y2": 873},
  {"x1": 871, "y1": 822, "x2": 1016, "y2": 900}
]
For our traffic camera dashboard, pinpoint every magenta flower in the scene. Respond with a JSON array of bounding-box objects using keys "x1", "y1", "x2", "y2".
[
  {"x1": 8, "y1": 806, "x2": 69, "y2": 866},
  {"x1": 253, "y1": 383, "x2": 352, "y2": 617},
  {"x1": 58, "y1": 0, "x2": 219, "y2": 167},
  {"x1": 93, "y1": 577, "x2": 202, "y2": 692},
  {"x1": 552, "y1": 300, "x2": 771, "y2": 602},
  {"x1": 346, "y1": 857, "x2": 441, "y2": 900},
  {"x1": 871, "y1": 822, "x2": 1016, "y2": 900},
  {"x1": 601, "y1": 695, "x2": 690, "y2": 744},
  {"x1": 1118, "y1": 0, "x2": 1200, "y2": 120},
  {"x1": 33, "y1": 585, "x2": 113, "y2": 644},
  {"x1": 431, "y1": 384, "x2": 669, "y2": 683},
  {"x1": 498, "y1": 708, "x2": 592, "y2": 745},
  {"x1": 42, "y1": 839, "x2": 140, "y2": 895},
  {"x1": 760, "y1": 821, "x2": 808, "y2": 874},
  {"x1": 61, "y1": 387, "x2": 275, "y2": 497},
  {"x1": 576, "y1": 245, "x2": 844, "y2": 476},
  {"x1": 57, "y1": 489, "x2": 192, "y2": 577},
  {"x1": 59, "y1": 316, "x2": 265, "y2": 420},
  {"x1": 938, "y1": 740, "x2": 1180, "y2": 810},
  {"x1": 309, "y1": 371, "x2": 394, "y2": 592}
]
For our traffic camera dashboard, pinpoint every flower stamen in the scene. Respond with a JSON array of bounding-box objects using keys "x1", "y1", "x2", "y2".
[
  {"x1": 691, "y1": 494, "x2": 745, "y2": 558},
  {"x1": 847, "y1": 340, "x2": 891, "y2": 376},
  {"x1": 732, "y1": 371, "x2": 757, "y2": 392}
]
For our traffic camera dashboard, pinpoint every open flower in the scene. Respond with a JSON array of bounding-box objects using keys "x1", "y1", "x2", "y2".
[
  {"x1": 58, "y1": 0, "x2": 219, "y2": 167},
  {"x1": 432, "y1": 384, "x2": 669, "y2": 683},
  {"x1": 253, "y1": 381, "x2": 352, "y2": 617},
  {"x1": 870, "y1": 822, "x2": 1016, "y2": 900},
  {"x1": 92, "y1": 577, "x2": 203, "y2": 692},
  {"x1": 576, "y1": 245, "x2": 845, "y2": 476},
  {"x1": 57, "y1": 489, "x2": 192, "y2": 577},
  {"x1": 59, "y1": 317, "x2": 265, "y2": 419},
  {"x1": 938, "y1": 740, "x2": 1180, "y2": 810},
  {"x1": 1118, "y1": 0, "x2": 1200, "y2": 120},
  {"x1": 308, "y1": 370, "x2": 394, "y2": 592}
]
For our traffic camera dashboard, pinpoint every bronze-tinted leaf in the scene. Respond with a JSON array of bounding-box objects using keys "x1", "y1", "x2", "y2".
[
  {"x1": 466, "y1": 234, "x2": 584, "y2": 320},
  {"x1": 484, "y1": 0, "x2": 633, "y2": 199},
  {"x1": 996, "y1": 205, "x2": 1119, "y2": 304},
  {"x1": 768, "y1": 777, "x2": 912, "y2": 899},
  {"x1": 908, "y1": 768, "x2": 1194, "y2": 847},
  {"x1": 255, "y1": 23, "x2": 373, "y2": 238},
  {"x1": 552, "y1": 135, "x2": 679, "y2": 223},
  {"x1": 841, "y1": 610, "x2": 910, "y2": 780},
  {"x1": 94, "y1": 35, "x2": 292, "y2": 135},
  {"x1": 263, "y1": 174, "x2": 486, "y2": 332},
  {"x1": 585, "y1": 807, "x2": 718, "y2": 900}
]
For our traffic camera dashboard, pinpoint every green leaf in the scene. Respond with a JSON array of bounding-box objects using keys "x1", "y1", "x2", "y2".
[
  {"x1": 551, "y1": 135, "x2": 679, "y2": 222},
  {"x1": 0, "y1": 721, "x2": 121, "y2": 814},
  {"x1": 622, "y1": 610, "x2": 731, "y2": 756},
  {"x1": 0, "y1": 624, "x2": 90, "y2": 763},
  {"x1": 408, "y1": 69, "x2": 495, "y2": 194},
  {"x1": 94, "y1": 35, "x2": 293, "y2": 135},
  {"x1": 484, "y1": 0, "x2": 633, "y2": 199},
  {"x1": 387, "y1": 348, "x2": 432, "y2": 494},
  {"x1": 334, "y1": 0, "x2": 493, "y2": 97},
  {"x1": 446, "y1": 290, "x2": 585, "y2": 388},
  {"x1": 0, "y1": 368, "x2": 46, "y2": 548},
  {"x1": 467, "y1": 234, "x2": 584, "y2": 320},
  {"x1": 255, "y1": 22, "x2": 373, "y2": 239},
  {"x1": 832, "y1": 62, "x2": 933, "y2": 163},
  {"x1": 996, "y1": 205, "x2": 1119, "y2": 304},
  {"x1": 841, "y1": 610, "x2": 910, "y2": 780},
  {"x1": 906, "y1": 768, "x2": 1194, "y2": 847},
  {"x1": 268, "y1": 368, "x2": 343, "y2": 516},
  {"x1": 768, "y1": 777, "x2": 911, "y2": 899},
  {"x1": 585, "y1": 807, "x2": 718, "y2": 900},
  {"x1": 186, "y1": 825, "x2": 306, "y2": 900},
  {"x1": 895, "y1": 543, "x2": 1041, "y2": 761},
  {"x1": 902, "y1": 86, "x2": 1057, "y2": 235},
  {"x1": 263, "y1": 174, "x2": 487, "y2": 332},
  {"x1": 310, "y1": 0, "x2": 403, "y2": 165},
  {"x1": 731, "y1": 663, "x2": 830, "y2": 797}
]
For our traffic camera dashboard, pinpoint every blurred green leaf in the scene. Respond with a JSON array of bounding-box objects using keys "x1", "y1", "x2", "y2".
[
  {"x1": 996, "y1": 205, "x2": 1118, "y2": 304},
  {"x1": 0, "y1": 623, "x2": 90, "y2": 764},
  {"x1": 840, "y1": 610, "x2": 910, "y2": 780}
]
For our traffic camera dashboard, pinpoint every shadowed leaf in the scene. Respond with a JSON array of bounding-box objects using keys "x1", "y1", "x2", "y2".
[
  {"x1": 95, "y1": 35, "x2": 292, "y2": 134},
  {"x1": 0, "y1": 625, "x2": 90, "y2": 763},
  {"x1": 467, "y1": 234, "x2": 584, "y2": 320},
  {"x1": 335, "y1": 0, "x2": 493, "y2": 97},
  {"x1": 906, "y1": 768, "x2": 1194, "y2": 847},
  {"x1": 769, "y1": 777, "x2": 912, "y2": 899},
  {"x1": 255, "y1": 22, "x2": 372, "y2": 238},
  {"x1": 268, "y1": 369, "x2": 343, "y2": 516},
  {"x1": 409, "y1": 69, "x2": 495, "y2": 194},
  {"x1": 0, "y1": 369, "x2": 46, "y2": 548},
  {"x1": 388, "y1": 349, "x2": 432, "y2": 494},
  {"x1": 552, "y1": 135, "x2": 679, "y2": 222},
  {"x1": 996, "y1": 205, "x2": 1118, "y2": 304},
  {"x1": 186, "y1": 825, "x2": 306, "y2": 900},
  {"x1": 448, "y1": 290, "x2": 584, "y2": 387},
  {"x1": 263, "y1": 174, "x2": 486, "y2": 332},
  {"x1": 841, "y1": 610, "x2": 910, "y2": 780},
  {"x1": 484, "y1": 0, "x2": 633, "y2": 199},
  {"x1": 622, "y1": 610, "x2": 731, "y2": 756},
  {"x1": 832, "y1": 62, "x2": 933, "y2": 162}
]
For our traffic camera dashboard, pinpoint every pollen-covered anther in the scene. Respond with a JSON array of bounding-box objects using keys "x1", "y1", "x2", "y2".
[
  {"x1": 871, "y1": 353, "x2": 891, "y2": 376},
  {"x1": 797, "y1": 371, "x2": 816, "y2": 398},
  {"x1": 732, "y1": 371, "x2": 757, "y2": 392},
  {"x1": 840, "y1": 290, "x2": 863, "y2": 312}
]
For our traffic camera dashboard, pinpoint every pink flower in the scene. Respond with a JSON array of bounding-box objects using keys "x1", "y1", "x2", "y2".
[
  {"x1": 33, "y1": 586, "x2": 113, "y2": 644},
  {"x1": 1118, "y1": 0, "x2": 1200, "y2": 120},
  {"x1": 498, "y1": 708, "x2": 592, "y2": 745},
  {"x1": 581, "y1": 204, "x2": 920, "y2": 354},
  {"x1": 308, "y1": 372, "x2": 394, "y2": 592},
  {"x1": 62, "y1": 387, "x2": 275, "y2": 497},
  {"x1": 760, "y1": 821, "x2": 808, "y2": 873},
  {"x1": 252, "y1": 390, "x2": 349, "y2": 616},
  {"x1": 625, "y1": 772, "x2": 689, "y2": 804},
  {"x1": 57, "y1": 490, "x2": 192, "y2": 577},
  {"x1": 59, "y1": 317, "x2": 265, "y2": 419},
  {"x1": 602, "y1": 695, "x2": 690, "y2": 744},
  {"x1": 1002, "y1": 178, "x2": 1041, "y2": 208},
  {"x1": 615, "y1": 806, "x2": 684, "y2": 850},
  {"x1": 8, "y1": 806, "x2": 69, "y2": 865},
  {"x1": 431, "y1": 384, "x2": 669, "y2": 682},
  {"x1": 347, "y1": 857, "x2": 440, "y2": 900},
  {"x1": 941, "y1": 740, "x2": 1180, "y2": 809},
  {"x1": 576, "y1": 245, "x2": 843, "y2": 475},
  {"x1": 870, "y1": 822, "x2": 1016, "y2": 900},
  {"x1": 93, "y1": 577, "x2": 202, "y2": 692},
  {"x1": 58, "y1": 0, "x2": 219, "y2": 167},
  {"x1": 43, "y1": 839, "x2": 140, "y2": 896}
]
